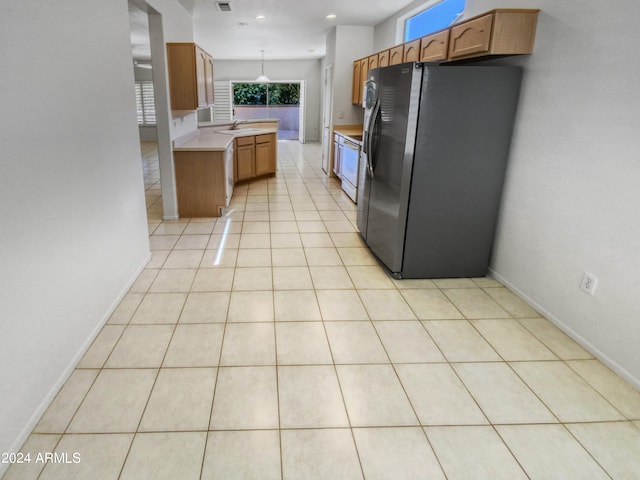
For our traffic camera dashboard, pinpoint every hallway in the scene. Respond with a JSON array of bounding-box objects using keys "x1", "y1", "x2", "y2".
[{"x1": 5, "y1": 140, "x2": 640, "y2": 480}]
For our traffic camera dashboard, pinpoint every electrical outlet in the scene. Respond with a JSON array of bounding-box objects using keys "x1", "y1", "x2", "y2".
[{"x1": 580, "y1": 272, "x2": 598, "y2": 295}]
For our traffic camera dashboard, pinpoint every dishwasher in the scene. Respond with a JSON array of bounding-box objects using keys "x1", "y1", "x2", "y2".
[{"x1": 340, "y1": 136, "x2": 362, "y2": 203}]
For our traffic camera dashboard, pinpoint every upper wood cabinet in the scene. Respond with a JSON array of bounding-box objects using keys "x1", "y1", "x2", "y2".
[
  {"x1": 351, "y1": 8, "x2": 538, "y2": 76},
  {"x1": 403, "y1": 39, "x2": 421, "y2": 62},
  {"x1": 353, "y1": 57, "x2": 370, "y2": 105},
  {"x1": 378, "y1": 49, "x2": 390, "y2": 67},
  {"x1": 420, "y1": 30, "x2": 450, "y2": 62},
  {"x1": 368, "y1": 54, "x2": 379, "y2": 72},
  {"x1": 351, "y1": 60, "x2": 362, "y2": 105},
  {"x1": 389, "y1": 45, "x2": 404, "y2": 65},
  {"x1": 167, "y1": 42, "x2": 214, "y2": 110},
  {"x1": 359, "y1": 58, "x2": 368, "y2": 104},
  {"x1": 204, "y1": 53, "x2": 214, "y2": 105},
  {"x1": 448, "y1": 9, "x2": 538, "y2": 60},
  {"x1": 448, "y1": 14, "x2": 493, "y2": 59}
]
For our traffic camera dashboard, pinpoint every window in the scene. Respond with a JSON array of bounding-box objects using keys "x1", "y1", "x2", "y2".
[
  {"x1": 402, "y1": 0, "x2": 466, "y2": 42},
  {"x1": 134, "y1": 82, "x2": 156, "y2": 125},
  {"x1": 231, "y1": 82, "x2": 302, "y2": 140}
]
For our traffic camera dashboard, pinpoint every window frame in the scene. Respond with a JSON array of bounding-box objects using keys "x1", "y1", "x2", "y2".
[{"x1": 395, "y1": 0, "x2": 466, "y2": 44}]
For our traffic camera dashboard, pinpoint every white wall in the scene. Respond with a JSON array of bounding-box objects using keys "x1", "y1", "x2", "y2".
[
  {"x1": 375, "y1": 0, "x2": 640, "y2": 388},
  {"x1": 214, "y1": 59, "x2": 322, "y2": 141},
  {"x1": 331, "y1": 26, "x2": 374, "y2": 125},
  {"x1": 145, "y1": 0, "x2": 198, "y2": 141},
  {"x1": 0, "y1": 0, "x2": 151, "y2": 467},
  {"x1": 144, "y1": 0, "x2": 198, "y2": 140},
  {"x1": 144, "y1": 0, "x2": 196, "y2": 220}
]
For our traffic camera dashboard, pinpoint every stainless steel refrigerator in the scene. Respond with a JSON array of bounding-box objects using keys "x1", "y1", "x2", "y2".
[{"x1": 357, "y1": 62, "x2": 522, "y2": 279}]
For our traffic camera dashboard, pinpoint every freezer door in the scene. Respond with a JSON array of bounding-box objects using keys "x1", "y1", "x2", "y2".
[{"x1": 364, "y1": 63, "x2": 422, "y2": 274}]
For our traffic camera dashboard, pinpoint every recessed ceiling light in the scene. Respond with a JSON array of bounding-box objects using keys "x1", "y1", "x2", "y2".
[
  {"x1": 256, "y1": 14, "x2": 265, "y2": 21},
  {"x1": 326, "y1": 13, "x2": 337, "y2": 19}
]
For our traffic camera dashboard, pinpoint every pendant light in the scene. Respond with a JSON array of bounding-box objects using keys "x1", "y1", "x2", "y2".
[{"x1": 256, "y1": 49, "x2": 270, "y2": 83}]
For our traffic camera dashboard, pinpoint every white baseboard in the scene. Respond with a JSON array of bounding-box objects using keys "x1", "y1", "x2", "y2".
[
  {"x1": 3, "y1": 252, "x2": 151, "y2": 471},
  {"x1": 489, "y1": 268, "x2": 640, "y2": 391}
]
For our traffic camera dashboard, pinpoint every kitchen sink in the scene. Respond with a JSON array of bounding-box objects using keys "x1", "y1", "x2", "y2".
[{"x1": 216, "y1": 128, "x2": 269, "y2": 135}]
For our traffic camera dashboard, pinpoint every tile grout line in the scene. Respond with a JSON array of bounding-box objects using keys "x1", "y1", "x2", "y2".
[{"x1": 198, "y1": 224, "x2": 238, "y2": 480}]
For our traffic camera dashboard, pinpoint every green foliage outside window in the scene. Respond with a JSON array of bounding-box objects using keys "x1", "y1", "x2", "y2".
[{"x1": 233, "y1": 83, "x2": 300, "y2": 106}]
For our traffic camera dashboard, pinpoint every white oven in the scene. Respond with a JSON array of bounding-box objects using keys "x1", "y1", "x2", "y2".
[{"x1": 340, "y1": 137, "x2": 361, "y2": 203}]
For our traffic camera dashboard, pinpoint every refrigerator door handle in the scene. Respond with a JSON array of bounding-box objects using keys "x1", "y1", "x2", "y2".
[{"x1": 366, "y1": 99, "x2": 381, "y2": 178}]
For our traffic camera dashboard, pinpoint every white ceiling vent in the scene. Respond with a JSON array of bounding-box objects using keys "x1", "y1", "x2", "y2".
[{"x1": 216, "y1": 2, "x2": 232, "y2": 12}]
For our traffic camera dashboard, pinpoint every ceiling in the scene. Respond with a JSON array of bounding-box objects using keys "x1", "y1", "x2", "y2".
[{"x1": 130, "y1": 0, "x2": 419, "y2": 62}]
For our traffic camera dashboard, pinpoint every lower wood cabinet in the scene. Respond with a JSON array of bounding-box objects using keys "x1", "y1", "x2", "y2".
[
  {"x1": 174, "y1": 145, "x2": 233, "y2": 217},
  {"x1": 234, "y1": 133, "x2": 276, "y2": 182},
  {"x1": 255, "y1": 134, "x2": 276, "y2": 176},
  {"x1": 235, "y1": 136, "x2": 255, "y2": 181}
]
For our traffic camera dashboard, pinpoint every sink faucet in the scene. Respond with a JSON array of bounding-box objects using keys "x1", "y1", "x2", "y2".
[{"x1": 231, "y1": 120, "x2": 239, "y2": 130}]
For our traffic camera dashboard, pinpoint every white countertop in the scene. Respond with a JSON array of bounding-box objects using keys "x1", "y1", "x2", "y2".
[{"x1": 173, "y1": 126, "x2": 278, "y2": 152}]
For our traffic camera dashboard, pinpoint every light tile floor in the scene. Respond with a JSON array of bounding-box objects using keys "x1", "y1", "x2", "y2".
[{"x1": 5, "y1": 141, "x2": 640, "y2": 480}]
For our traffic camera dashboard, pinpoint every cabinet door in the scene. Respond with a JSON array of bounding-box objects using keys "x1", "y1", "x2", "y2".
[
  {"x1": 205, "y1": 54, "x2": 214, "y2": 106},
  {"x1": 175, "y1": 151, "x2": 226, "y2": 217},
  {"x1": 403, "y1": 39, "x2": 420, "y2": 62},
  {"x1": 196, "y1": 47, "x2": 208, "y2": 108},
  {"x1": 368, "y1": 54, "x2": 379, "y2": 72},
  {"x1": 235, "y1": 142, "x2": 255, "y2": 181},
  {"x1": 167, "y1": 43, "x2": 198, "y2": 110},
  {"x1": 255, "y1": 141, "x2": 272, "y2": 176},
  {"x1": 256, "y1": 134, "x2": 276, "y2": 175},
  {"x1": 449, "y1": 14, "x2": 493, "y2": 59},
  {"x1": 359, "y1": 58, "x2": 368, "y2": 105},
  {"x1": 167, "y1": 43, "x2": 214, "y2": 110},
  {"x1": 378, "y1": 49, "x2": 390, "y2": 67},
  {"x1": 420, "y1": 30, "x2": 449, "y2": 62},
  {"x1": 352, "y1": 61, "x2": 362, "y2": 105},
  {"x1": 389, "y1": 45, "x2": 404, "y2": 65}
]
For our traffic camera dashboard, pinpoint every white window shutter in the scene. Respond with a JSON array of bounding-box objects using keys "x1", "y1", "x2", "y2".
[
  {"x1": 213, "y1": 81, "x2": 232, "y2": 123},
  {"x1": 135, "y1": 82, "x2": 156, "y2": 125}
]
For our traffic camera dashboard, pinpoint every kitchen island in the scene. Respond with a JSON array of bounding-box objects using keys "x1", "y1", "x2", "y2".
[{"x1": 172, "y1": 120, "x2": 278, "y2": 217}]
